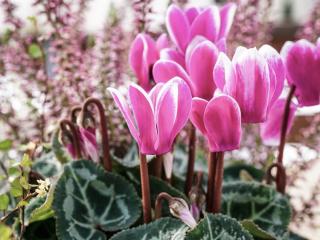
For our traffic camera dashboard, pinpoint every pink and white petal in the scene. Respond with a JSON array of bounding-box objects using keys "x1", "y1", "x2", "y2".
[
  {"x1": 185, "y1": 36, "x2": 207, "y2": 65},
  {"x1": 187, "y1": 40, "x2": 219, "y2": 100},
  {"x1": 259, "y1": 45, "x2": 285, "y2": 108},
  {"x1": 218, "y1": 3, "x2": 236, "y2": 39},
  {"x1": 213, "y1": 52, "x2": 236, "y2": 96},
  {"x1": 79, "y1": 127, "x2": 99, "y2": 163},
  {"x1": 233, "y1": 47, "x2": 270, "y2": 123},
  {"x1": 156, "y1": 33, "x2": 171, "y2": 51},
  {"x1": 149, "y1": 82, "x2": 164, "y2": 108},
  {"x1": 190, "y1": 97, "x2": 208, "y2": 136},
  {"x1": 66, "y1": 143, "x2": 77, "y2": 159},
  {"x1": 185, "y1": 7, "x2": 200, "y2": 24},
  {"x1": 160, "y1": 48, "x2": 186, "y2": 69},
  {"x1": 166, "y1": 5, "x2": 190, "y2": 52},
  {"x1": 216, "y1": 37, "x2": 227, "y2": 52},
  {"x1": 153, "y1": 59, "x2": 194, "y2": 93},
  {"x1": 204, "y1": 95, "x2": 242, "y2": 152},
  {"x1": 163, "y1": 152, "x2": 174, "y2": 180},
  {"x1": 190, "y1": 6, "x2": 221, "y2": 43},
  {"x1": 129, "y1": 84, "x2": 157, "y2": 154},
  {"x1": 260, "y1": 99, "x2": 296, "y2": 146},
  {"x1": 108, "y1": 87, "x2": 139, "y2": 141}
]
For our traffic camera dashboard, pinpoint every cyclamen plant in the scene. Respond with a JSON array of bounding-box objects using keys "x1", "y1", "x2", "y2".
[{"x1": 0, "y1": 1, "x2": 320, "y2": 240}]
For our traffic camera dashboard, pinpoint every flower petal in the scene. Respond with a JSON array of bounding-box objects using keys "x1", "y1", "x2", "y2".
[
  {"x1": 163, "y1": 152, "x2": 174, "y2": 179},
  {"x1": 160, "y1": 48, "x2": 186, "y2": 69},
  {"x1": 156, "y1": 33, "x2": 170, "y2": 51},
  {"x1": 204, "y1": 95, "x2": 242, "y2": 152},
  {"x1": 190, "y1": 97, "x2": 208, "y2": 136},
  {"x1": 190, "y1": 6, "x2": 221, "y2": 43},
  {"x1": 187, "y1": 40, "x2": 219, "y2": 100},
  {"x1": 166, "y1": 5, "x2": 190, "y2": 52},
  {"x1": 79, "y1": 127, "x2": 99, "y2": 163},
  {"x1": 260, "y1": 99, "x2": 296, "y2": 146},
  {"x1": 218, "y1": 3, "x2": 236, "y2": 39},
  {"x1": 185, "y1": 7, "x2": 200, "y2": 24},
  {"x1": 128, "y1": 84, "x2": 157, "y2": 154}
]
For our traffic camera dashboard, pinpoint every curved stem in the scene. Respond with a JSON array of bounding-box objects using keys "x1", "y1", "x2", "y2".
[
  {"x1": 266, "y1": 163, "x2": 286, "y2": 193},
  {"x1": 60, "y1": 119, "x2": 81, "y2": 159},
  {"x1": 155, "y1": 192, "x2": 173, "y2": 219},
  {"x1": 71, "y1": 106, "x2": 82, "y2": 124},
  {"x1": 82, "y1": 98, "x2": 111, "y2": 171},
  {"x1": 212, "y1": 152, "x2": 224, "y2": 213},
  {"x1": 276, "y1": 85, "x2": 296, "y2": 193},
  {"x1": 140, "y1": 154, "x2": 152, "y2": 223},
  {"x1": 207, "y1": 152, "x2": 217, "y2": 212},
  {"x1": 185, "y1": 125, "x2": 196, "y2": 195}
]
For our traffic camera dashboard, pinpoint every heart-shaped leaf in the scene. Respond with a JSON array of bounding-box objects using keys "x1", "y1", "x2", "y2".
[
  {"x1": 186, "y1": 214, "x2": 253, "y2": 240},
  {"x1": 224, "y1": 164, "x2": 265, "y2": 182},
  {"x1": 222, "y1": 182, "x2": 291, "y2": 239},
  {"x1": 110, "y1": 217, "x2": 188, "y2": 240},
  {"x1": 53, "y1": 160, "x2": 141, "y2": 240},
  {"x1": 32, "y1": 151, "x2": 62, "y2": 178}
]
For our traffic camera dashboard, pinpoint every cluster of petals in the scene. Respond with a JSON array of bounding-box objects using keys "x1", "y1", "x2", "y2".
[
  {"x1": 108, "y1": 78, "x2": 192, "y2": 155},
  {"x1": 281, "y1": 38, "x2": 320, "y2": 106}
]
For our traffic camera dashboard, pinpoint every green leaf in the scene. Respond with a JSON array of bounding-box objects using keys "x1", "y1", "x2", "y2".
[
  {"x1": 0, "y1": 223, "x2": 12, "y2": 240},
  {"x1": 224, "y1": 164, "x2": 265, "y2": 182},
  {"x1": 241, "y1": 220, "x2": 276, "y2": 239},
  {"x1": 51, "y1": 130, "x2": 71, "y2": 164},
  {"x1": 222, "y1": 181, "x2": 291, "y2": 239},
  {"x1": 53, "y1": 160, "x2": 141, "y2": 240},
  {"x1": 186, "y1": 214, "x2": 253, "y2": 240},
  {"x1": 0, "y1": 194, "x2": 9, "y2": 210},
  {"x1": 32, "y1": 151, "x2": 62, "y2": 178},
  {"x1": 110, "y1": 217, "x2": 188, "y2": 240},
  {"x1": 289, "y1": 232, "x2": 307, "y2": 240},
  {"x1": 17, "y1": 200, "x2": 29, "y2": 207},
  {"x1": 10, "y1": 178, "x2": 23, "y2": 197},
  {"x1": 28, "y1": 183, "x2": 55, "y2": 224},
  {"x1": 21, "y1": 153, "x2": 32, "y2": 168},
  {"x1": 28, "y1": 43, "x2": 42, "y2": 59},
  {"x1": 0, "y1": 140, "x2": 12, "y2": 151},
  {"x1": 19, "y1": 176, "x2": 30, "y2": 190}
]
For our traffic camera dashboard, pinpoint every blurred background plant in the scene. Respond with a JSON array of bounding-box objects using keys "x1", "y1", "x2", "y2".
[{"x1": 0, "y1": 0, "x2": 319, "y2": 238}]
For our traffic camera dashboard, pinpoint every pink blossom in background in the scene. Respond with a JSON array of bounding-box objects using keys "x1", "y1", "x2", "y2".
[
  {"x1": 108, "y1": 77, "x2": 192, "y2": 155},
  {"x1": 281, "y1": 39, "x2": 320, "y2": 107},
  {"x1": 260, "y1": 99, "x2": 297, "y2": 146},
  {"x1": 190, "y1": 94, "x2": 242, "y2": 152},
  {"x1": 213, "y1": 45, "x2": 285, "y2": 123}
]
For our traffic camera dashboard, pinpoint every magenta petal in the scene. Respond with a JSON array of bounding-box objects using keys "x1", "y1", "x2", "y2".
[
  {"x1": 233, "y1": 47, "x2": 270, "y2": 123},
  {"x1": 79, "y1": 127, "x2": 99, "y2": 163},
  {"x1": 129, "y1": 34, "x2": 158, "y2": 91},
  {"x1": 259, "y1": 45, "x2": 285, "y2": 109},
  {"x1": 66, "y1": 143, "x2": 77, "y2": 159},
  {"x1": 190, "y1": 97, "x2": 208, "y2": 136},
  {"x1": 156, "y1": 33, "x2": 170, "y2": 51},
  {"x1": 160, "y1": 48, "x2": 186, "y2": 69},
  {"x1": 185, "y1": 36, "x2": 207, "y2": 64},
  {"x1": 187, "y1": 40, "x2": 219, "y2": 100},
  {"x1": 128, "y1": 84, "x2": 157, "y2": 154},
  {"x1": 190, "y1": 6, "x2": 220, "y2": 43},
  {"x1": 218, "y1": 3, "x2": 236, "y2": 39},
  {"x1": 155, "y1": 78, "x2": 192, "y2": 153},
  {"x1": 213, "y1": 52, "x2": 237, "y2": 97},
  {"x1": 153, "y1": 60, "x2": 194, "y2": 93},
  {"x1": 216, "y1": 38, "x2": 227, "y2": 52},
  {"x1": 149, "y1": 82, "x2": 164, "y2": 108},
  {"x1": 108, "y1": 87, "x2": 139, "y2": 141},
  {"x1": 204, "y1": 95, "x2": 242, "y2": 152},
  {"x1": 260, "y1": 99, "x2": 296, "y2": 146},
  {"x1": 283, "y1": 39, "x2": 320, "y2": 106},
  {"x1": 166, "y1": 5, "x2": 190, "y2": 52},
  {"x1": 185, "y1": 7, "x2": 200, "y2": 24},
  {"x1": 190, "y1": 203, "x2": 200, "y2": 221}
]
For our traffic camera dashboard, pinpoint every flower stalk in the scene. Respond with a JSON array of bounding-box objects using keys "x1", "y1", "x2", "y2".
[
  {"x1": 140, "y1": 153, "x2": 152, "y2": 223},
  {"x1": 185, "y1": 125, "x2": 196, "y2": 195},
  {"x1": 59, "y1": 119, "x2": 82, "y2": 159}
]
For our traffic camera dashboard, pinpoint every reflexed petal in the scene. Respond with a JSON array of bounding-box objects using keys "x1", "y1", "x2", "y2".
[
  {"x1": 128, "y1": 84, "x2": 157, "y2": 154},
  {"x1": 204, "y1": 95, "x2": 242, "y2": 152},
  {"x1": 233, "y1": 47, "x2": 270, "y2": 123},
  {"x1": 185, "y1": 7, "x2": 200, "y2": 24},
  {"x1": 185, "y1": 36, "x2": 207, "y2": 64},
  {"x1": 259, "y1": 45, "x2": 285, "y2": 108},
  {"x1": 153, "y1": 60, "x2": 194, "y2": 93},
  {"x1": 190, "y1": 6, "x2": 221, "y2": 43},
  {"x1": 260, "y1": 99, "x2": 296, "y2": 146},
  {"x1": 79, "y1": 127, "x2": 99, "y2": 163},
  {"x1": 149, "y1": 82, "x2": 164, "y2": 108},
  {"x1": 163, "y1": 152, "x2": 174, "y2": 179},
  {"x1": 190, "y1": 97, "x2": 208, "y2": 136},
  {"x1": 166, "y1": 5, "x2": 190, "y2": 52},
  {"x1": 218, "y1": 3, "x2": 236, "y2": 39},
  {"x1": 190, "y1": 203, "x2": 200, "y2": 221},
  {"x1": 108, "y1": 87, "x2": 139, "y2": 140},
  {"x1": 187, "y1": 40, "x2": 219, "y2": 100},
  {"x1": 66, "y1": 143, "x2": 77, "y2": 159},
  {"x1": 160, "y1": 48, "x2": 186, "y2": 68},
  {"x1": 156, "y1": 33, "x2": 170, "y2": 51},
  {"x1": 216, "y1": 37, "x2": 227, "y2": 52},
  {"x1": 155, "y1": 78, "x2": 192, "y2": 153}
]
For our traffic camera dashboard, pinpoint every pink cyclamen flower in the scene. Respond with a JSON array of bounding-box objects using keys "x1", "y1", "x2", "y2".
[
  {"x1": 190, "y1": 94, "x2": 242, "y2": 152},
  {"x1": 214, "y1": 45, "x2": 285, "y2": 123},
  {"x1": 153, "y1": 40, "x2": 219, "y2": 100},
  {"x1": 78, "y1": 127, "x2": 99, "y2": 163},
  {"x1": 108, "y1": 77, "x2": 192, "y2": 155},
  {"x1": 281, "y1": 39, "x2": 320, "y2": 106},
  {"x1": 129, "y1": 33, "x2": 170, "y2": 91},
  {"x1": 166, "y1": 3, "x2": 236, "y2": 52},
  {"x1": 260, "y1": 99, "x2": 297, "y2": 146}
]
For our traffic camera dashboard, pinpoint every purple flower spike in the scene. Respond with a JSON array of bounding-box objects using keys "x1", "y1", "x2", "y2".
[
  {"x1": 260, "y1": 99, "x2": 297, "y2": 146},
  {"x1": 281, "y1": 39, "x2": 320, "y2": 106},
  {"x1": 108, "y1": 77, "x2": 192, "y2": 155}
]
